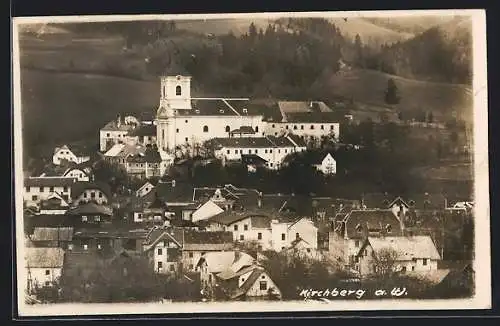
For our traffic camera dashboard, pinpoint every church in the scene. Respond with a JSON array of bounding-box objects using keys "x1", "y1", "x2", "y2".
[
  {"x1": 156, "y1": 75, "x2": 264, "y2": 153},
  {"x1": 99, "y1": 72, "x2": 342, "y2": 170}
]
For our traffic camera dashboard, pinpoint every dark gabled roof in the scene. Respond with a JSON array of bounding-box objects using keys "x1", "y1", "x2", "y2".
[
  {"x1": 362, "y1": 193, "x2": 448, "y2": 210},
  {"x1": 184, "y1": 230, "x2": 233, "y2": 244},
  {"x1": 149, "y1": 181, "x2": 194, "y2": 203},
  {"x1": 24, "y1": 214, "x2": 74, "y2": 230},
  {"x1": 212, "y1": 137, "x2": 273, "y2": 148},
  {"x1": 228, "y1": 267, "x2": 266, "y2": 299},
  {"x1": 72, "y1": 225, "x2": 149, "y2": 239},
  {"x1": 258, "y1": 102, "x2": 284, "y2": 122},
  {"x1": 101, "y1": 120, "x2": 135, "y2": 132},
  {"x1": 127, "y1": 124, "x2": 157, "y2": 137},
  {"x1": 192, "y1": 187, "x2": 239, "y2": 202},
  {"x1": 66, "y1": 202, "x2": 113, "y2": 216},
  {"x1": 344, "y1": 209, "x2": 403, "y2": 239},
  {"x1": 24, "y1": 177, "x2": 77, "y2": 188},
  {"x1": 225, "y1": 100, "x2": 263, "y2": 116},
  {"x1": 70, "y1": 181, "x2": 112, "y2": 200},
  {"x1": 169, "y1": 98, "x2": 259, "y2": 117},
  {"x1": 285, "y1": 111, "x2": 343, "y2": 123},
  {"x1": 143, "y1": 227, "x2": 184, "y2": 250},
  {"x1": 126, "y1": 148, "x2": 162, "y2": 163},
  {"x1": 241, "y1": 154, "x2": 268, "y2": 164},
  {"x1": 67, "y1": 144, "x2": 91, "y2": 157},
  {"x1": 31, "y1": 227, "x2": 74, "y2": 242}
]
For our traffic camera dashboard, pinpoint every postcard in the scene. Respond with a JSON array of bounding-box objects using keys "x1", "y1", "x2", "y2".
[{"x1": 12, "y1": 9, "x2": 490, "y2": 317}]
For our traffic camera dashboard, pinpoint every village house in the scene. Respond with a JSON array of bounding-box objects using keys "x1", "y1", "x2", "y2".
[
  {"x1": 142, "y1": 227, "x2": 184, "y2": 274},
  {"x1": 361, "y1": 193, "x2": 448, "y2": 213},
  {"x1": 314, "y1": 153, "x2": 337, "y2": 175},
  {"x1": 39, "y1": 193, "x2": 70, "y2": 215},
  {"x1": 124, "y1": 124, "x2": 157, "y2": 148},
  {"x1": 65, "y1": 201, "x2": 114, "y2": 226},
  {"x1": 25, "y1": 247, "x2": 65, "y2": 293},
  {"x1": 196, "y1": 251, "x2": 281, "y2": 300},
  {"x1": 135, "y1": 180, "x2": 156, "y2": 198},
  {"x1": 39, "y1": 160, "x2": 94, "y2": 182},
  {"x1": 29, "y1": 227, "x2": 74, "y2": 250},
  {"x1": 23, "y1": 177, "x2": 77, "y2": 208},
  {"x1": 71, "y1": 225, "x2": 149, "y2": 253},
  {"x1": 329, "y1": 209, "x2": 403, "y2": 269},
  {"x1": 70, "y1": 181, "x2": 111, "y2": 206},
  {"x1": 99, "y1": 114, "x2": 138, "y2": 152},
  {"x1": 181, "y1": 230, "x2": 234, "y2": 271},
  {"x1": 104, "y1": 143, "x2": 146, "y2": 166},
  {"x1": 52, "y1": 144, "x2": 90, "y2": 166},
  {"x1": 354, "y1": 235, "x2": 441, "y2": 277},
  {"x1": 261, "y1": 101, "x2": 341, "y2": 141},
  {"x1": 206, "y1": 210, "x2": 318, "y2": 253},
  {"x1": 125, "y1": 146, "x2": 164, "y2": 179},
  {"x1": 211, "y1": 134, "x2": 307, "y2": 170}
]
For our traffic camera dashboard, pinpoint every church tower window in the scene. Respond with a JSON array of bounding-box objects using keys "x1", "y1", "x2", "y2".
[
  {"x1": 176, "y1": 85, "x2": 182, "y2": 96},
  {"x1": 203, "y1": 126, "x2": 209, "y2": 133},
  {"x1": 225, "y1": 126, "x2": 230, "y2": 132}
]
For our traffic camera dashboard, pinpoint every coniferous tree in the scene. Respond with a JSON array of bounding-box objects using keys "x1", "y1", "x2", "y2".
[{"x1": 384, "y1": 78, "x2": 401, "y2": 105}]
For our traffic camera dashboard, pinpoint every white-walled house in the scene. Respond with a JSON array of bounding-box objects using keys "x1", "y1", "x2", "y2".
[
  {"x1": 25, "y1": 247, "x2": 65, "y2": 293},
  {"x1": 191, "y1": 199, "x2": 225, "y2": 223},
  {"x1": 23, "y1": 177, "x2": 77, "y2": 208},
  {"x1": 196, "y1": 251, "x2": 282, "y2": 300},
  {"x1": 136, "y1": 181, "x2": 156, "y2": 198},
  {"x1": 355, "y1": 236, "x2": 441, "y2": 277},
  {"x1": 314, "y1": 153, "x2": 337, "y2": 175},
  {"x1": 207, "y1": 211, "x2": 318, "y2": 253},
  {"x1": 62, "y1": 166, "x2": 91, "y2": 182},
  {"x1": 99, "y1": 115, "x2": 137, "y2": 152},
  {"x1": 52, "y1": 145, "x2": 90, "y2": 166},
  {"x1": 70, "y1": 181, "x2": 112, "y2": 206},
  {"x1": 142, "y1": 227, "x2": 184, "y2": 274},
  {"x1": 212, "y1": 134, "x2": 307, "y2": 170}
]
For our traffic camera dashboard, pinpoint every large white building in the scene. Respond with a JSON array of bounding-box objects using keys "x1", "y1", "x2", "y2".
[{"x1": 155, "y1": 75, "x2": 342, "y2": 154}]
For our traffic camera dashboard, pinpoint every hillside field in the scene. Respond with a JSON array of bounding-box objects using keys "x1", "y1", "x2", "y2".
[{"x1": 327, "y1": 67, "x2": 473, "y2": 123}]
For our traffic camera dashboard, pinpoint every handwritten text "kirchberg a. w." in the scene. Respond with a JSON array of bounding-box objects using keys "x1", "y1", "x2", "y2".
[{"x1": 299, "y1": 287, "x2": 408, "y2": 300}]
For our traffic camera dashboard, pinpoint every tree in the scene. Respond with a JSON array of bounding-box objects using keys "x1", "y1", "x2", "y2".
[
  {"x1": 93, "y1": 159, "x2": 128, "y2": 194},
  {"x1": 373, "y1": 248, "x2": 399, "y2": 278},
  {"x1": 427, "y1": 111, "x2": 434, "y2": 123},
  {"x1": 384, "y1": 78, "x2": 401, "y2": 105}
]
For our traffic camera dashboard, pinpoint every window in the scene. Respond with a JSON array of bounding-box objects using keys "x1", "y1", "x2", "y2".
[
  {"x1": 176, "y1": 85, "x2": 182, "y2": 96},
  {"x1": 185, "y1": 137, "x2": 188, "y2": 142},
  {"x1": 99, "y1": 192, "x2": 103, "y2": 198},
  {"x1": 255, "y1": 126, "x2": 259, "y2": 132},
  {"x1": 209, "y1": 274, "x2": 212, "y2": 282},
  {"x1": 40, "y1": 187, "x2": 44, "y2": 192},
  {"x1": 285, "y1": 149, "x2": 288, "y2": 153},
  {"x1": 355, "y1": 240, "x2": 360, "y2": 247},
  {"x1": 301, "y1": 125, "x2": 304, "y2": 130},
  {"x1": 189, "y1": 252, "x2": 193, "y2": 258},
  {"x1": 225, "y1": 126, "x2": 230, "y2": 132},
  {"x1": 296, "y1": 233, "x2": 300, "y2": 240},
  {"x1": 386, "y1": 225, "x2": 392, "y2": 233},
  {"x1": 244, "y1": 224, "x2": 248, "y2": 231},
  {"x1": 158, "y1": 262, "x2": 163, "y2": 269},
  {"x1": 260, "y1": 281, "x2": 267, "y2": 290},
  {"x1": 401, "y1": 266, "x2": 407, "y2": 273},
  {"x1": 176, "y1": 128, "x2": 179, "y2": 133},
  {"x1": 189, "y1": 264, "x2": 194, "y2": 270},
  {"x1": 91, "y1": 192, "x2": 96, "y2": 198},
  {"x1": 412, "y1": 266, "x2": 415, "y2": 271},
  {"x1": 248, "y1": 149, "x2": 252, "y2": 154},
  {"x1": 83, "y1": 244, "x2": 88, "y2": 250},
  {"x1": 49, "y1": 186, "x2": 54, "y2": 192},
  {"x1": 278, "y1": 149, "x2": 280, "y2": 153},
  {"x1": 310, "y1": 125, "x2": 315, "y2": 129},
  {"x1": 321, "y1": 125, "x2": 324, "y2": 130},
  {"x1": 97, "y1": 243, "x2": 102, "y2": 250},
  {"x1": 272, "y1": 124, "x2": 275, "y2": 128},
  {"x1": 235, "y1": 150, "x2": 238, "y2": 154},
  {"x1": 294, "y1": 125, "x2": 297, "y2": 130},
  {"x1": 185, "y1": 120, "x2": 188, "y2": 123},
  {"x1": 281, "y1": 233, "x2": 286, "y2": 241},
  {"x1": 94, "y1": 216, "x2": 101, "y2": 222},
  {"x1": 82, "y1": 216, "x2": 88, "y2": 222},
  {"x1": 45, "y1": 270, "x2": 50, "y2": 275},
  {"x1": 285, "y1": 125, "x2": 289, "y2": 129},
  {"x1": 258, "y1": 232, "x2": 262, "y2": 240},
  {"x1": 32, "y1": 195, "x2": 38, "y2": 201},
  {"x1": 227, "y1": 150, "x2": 230, "y2": 154},
  {"x1": 234, "y1": 225, "x2": 238, "y2": 231},
  {"x1": 170, "y1": 264, "x2": 175, "y2": 271},
  {"x1": 45, "y1": 281, "x2": 50, "y2": 286},
  {"x1": 330, "y1": 125, "x2": 334, "y2": 130},
  {"x1": 306, "y1": 248, "x2": 311, "y2": 253},
  {"x1": 270, "y1": 163, "x2": 273, "y2": 167},
  {"x1": 106, "y1": 133, "x2": 110, "y2": 137},
  {"x1": 240, "y1": 234, "x2": 244, "y2": 241},
  {"x1": 158, "y1": 248, "x2": 163, "y2": 255},
  {"x1": 423, "y1": 259, "x2": 428, "y2": 266},
  {"x1": 203, "y1": 125, "x2": 209, "y2": 132},
  {"x1": 265, "y1": 150, "x2": 268, "y2": 154}
]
